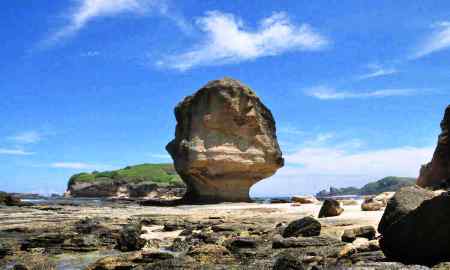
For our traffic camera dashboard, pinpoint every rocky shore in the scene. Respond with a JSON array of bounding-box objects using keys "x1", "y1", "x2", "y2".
[{"x1": 0, "y1": 195, "x2": 446, "y2": 270}]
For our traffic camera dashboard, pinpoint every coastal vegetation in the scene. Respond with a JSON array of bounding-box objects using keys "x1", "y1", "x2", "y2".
[{"x1": 68, "y1": 163, "x2": 184, "y2": 188}]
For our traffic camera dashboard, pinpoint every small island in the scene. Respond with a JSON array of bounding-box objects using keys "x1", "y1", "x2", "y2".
[{"x1": 67, "y1": 163, "x2": 185, "y2": 199}]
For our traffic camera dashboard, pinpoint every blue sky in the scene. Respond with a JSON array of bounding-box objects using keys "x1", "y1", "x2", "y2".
[{"x1": 1, "y1": 1, "x2": 450, "y2": 196}]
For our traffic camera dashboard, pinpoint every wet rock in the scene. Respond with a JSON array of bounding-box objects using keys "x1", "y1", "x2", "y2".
[
  {"x1": 117, "y1": 224, "x2": 145, "y2": 251},
  {"x1": 273, "y1": 235, "x2": 342, "y2": 249},
  {"x1": 74, "y1": 217, "x2": 103, "y2": 234},
  {"x1": 273, "y1": 253, "x2": 307, "y2": 270},
  {"x1": 138, "y1": 250, "x2": 175, "y2": 262},
  {"x1": 282, "y1": 216, "x2": 321, "y2": 238},
  {"x1": 12, "y1": 265, "x2": 29, "y2": 270},
  {"x1": 291, "y1": 195, "x2": 319, "y2": 204},
  {"x1": 341, "y1": 226, "x2": 376, "y2": 242},
  {"x1": 21, "y1": 232, "x2": 70, "y2": 252},
  {"x1": 140, "y1": 256, "x2": 198, "y2": 270},
  {"x1": 0, "y1": 241, "x2": 13, "y2": 258},
  {"x1": 187, "y1": 244, "x2": 233, "y2": 264},
  {"x1": 163, "y1": 222, "x2": 185, "y2": 232},
  {"x1": 169, "y1": 237, "x2": 191, "y2": 252},
  {"x1": 166, "y1": 78, "x2": 284, "y2": 202},
  {"x1": 318, "y1": 199, "x2": 344, "y2": 218},
  {"x1": 62, "y1": 234, "x2": 100, "y2": 252},
  {"x1": 227, "y1": 237, "x2": 257, "y2": 249},
  {"x1": 86, "y1": 253, "x2": 140, "y2": 270}
]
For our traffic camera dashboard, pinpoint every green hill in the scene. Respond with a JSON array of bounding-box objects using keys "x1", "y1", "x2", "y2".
[
  {"x1": 358, "y1": 176, "x2": 416, "y2": 195},
  {"x1": 316, "y1": 176, "x2": 416, "y2": 197},
  {"x1": 68, "y1": 163, "x2": 184, "y2": 188}
]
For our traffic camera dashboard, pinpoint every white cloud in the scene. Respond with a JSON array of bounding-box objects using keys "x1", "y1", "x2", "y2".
[
  {"x1": 252, "y1": 139, "x2": 433, "y2": 196},
  {"x1": 50, "y1": 162, "x2": 106, "y2": 169},
  {"x1": 412, "y1": 21, "x2": 450, "y2": 59},
  {"x1": 148, "y1": 153, "x2": 171, "y2": 159},
  {"x1": 158, "y1": 11, "x2": 328, "y2": 71},
  {"x1": 46, "y1": 0, "x2": 184, "y2": 44},
  {"x1": 278, "y1": 124, "x2": 305, "y2": 135},
  {"x1": 8, "y1": 131, "x2": 42, "y2": 144},
  {"x1": 0, "y1": 148, "x2": 34, "y2": 156},
  {"x1": 80, "y1": 50, "x2": 100, "y2": 57},
  {"x1": 305, "y1": 85, "x2": 420, "y2": 100},
  {"x1": 358, "y1": 63, "x2": 398, "y2": 80}
]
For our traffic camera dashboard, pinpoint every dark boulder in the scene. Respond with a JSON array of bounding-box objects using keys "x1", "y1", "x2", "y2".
[
  {"x1": 273, "y1": 253, "x2": 306, "y2": 270},
  {"x1": 0, "y1": 241, "x2": 13, "y2": 258},
  {"x1": 318, "y1": 199, "x2": 344, "y2": 218},
  {"x1": 378, "y1": 186, "x2": 434, "y2": 234},
  {"x1": 379, "y1": 186, "x2": 450, "y2": 265},
  {"x1": 227, "y1": 237, "x2": 257, "y2": 249},
  {"x1": 282, "y1": 216, "x2": 321, "y2": 238},
  {"x1": 117, "y1": 224, "x2": 145, "y2": 251}
]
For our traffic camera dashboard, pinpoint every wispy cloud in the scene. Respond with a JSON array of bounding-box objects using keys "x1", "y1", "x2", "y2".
[
  {"x1": 252, "y1": 134, "x2": 432, "y2": 196},
  {"x1": 358, "y1": 63, "x2": 398, "y2": 80},
  {"x1": 44, "y1": 0, "x2": 187, "y2": 45},
  {"x1": 411, "y1": 21, "x2": 450, "y2": 59},
  {"x1": 0, "y1": 148, "x2": 34, "y2": 156},
  {"x1": 50, "y1": 162, "x2": 108, "y2": 170},
  {"x1": 148, "y1": 153, "x2": 171, "y2": 159},
  {"x1": 278, "y1": 124, "x2": 305, "y2": 135},
  {"x1": 8, "y1": 131, "x2": 42, "y2": 144},
  {"x1": 158, "y1": 11, "x2": 328, "y2": 71},
  {"x1": 305, "y1": 85, "x2": 421, "y2": 100}
]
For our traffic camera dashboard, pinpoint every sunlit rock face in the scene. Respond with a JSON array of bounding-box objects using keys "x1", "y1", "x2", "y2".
[
  {"x1": 166, "y1": 78, "x2": 284, "y2": 202},
  {"x1": 417, "y1": 105, "x2": 450, "y2": 189}
]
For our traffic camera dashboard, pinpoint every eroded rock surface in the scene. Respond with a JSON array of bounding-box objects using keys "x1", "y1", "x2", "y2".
[
  {"x1": 417, "y1": 105, "x2": 450, "y2": 189},
  {"x1": 166, "y1": 78, "x2": 284, "y2": 202}
]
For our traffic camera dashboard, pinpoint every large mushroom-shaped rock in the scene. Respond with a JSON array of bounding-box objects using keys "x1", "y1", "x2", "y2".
[
  {"x1": 417, "y1": 105, "x2": 450, "y2": 189},
  {"x1": 166, "y1": 78, "x2": 284, "y2": 202}
]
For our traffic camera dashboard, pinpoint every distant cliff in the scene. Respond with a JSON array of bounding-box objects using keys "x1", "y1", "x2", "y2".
[
  {"x1": 316, "y1": 176, "x2": 416, "y2": 197},
  {"x1": 67, "y1": 163, "x2": 185, "y2": 198}
]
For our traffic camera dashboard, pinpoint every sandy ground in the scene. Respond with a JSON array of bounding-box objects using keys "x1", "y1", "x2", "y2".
[{"x1": 0, "y1": 200, "x2": 383, "y2": 239}]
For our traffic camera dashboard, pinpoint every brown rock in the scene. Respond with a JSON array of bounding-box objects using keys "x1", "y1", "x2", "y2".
[
  {"x1": 341, "y1": 226, "x2": 376, "y2": 242},
  {"x1": 318, "y1": 199, "x2": 344, "y2": 218},
  {"x1": 166, "y1": 78, "x2": 284, "y2": 202},
  {"x1": 361, "y1": 197, "x2": 384, "y2": 211},
  {"x1": 417, "y1": 105, "x2": 450, "y2": 189}
]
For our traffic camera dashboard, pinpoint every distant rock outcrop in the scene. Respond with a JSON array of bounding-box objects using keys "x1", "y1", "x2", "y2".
[
  {"x1": 316, "y1": 177, "x2": 415, "y2": 198},
  {"x1": 0, "y1": 191, "x2": 29, "y2": 207},
  {"x1": 166, "y1": 78, "x2": 284, "y2": 202},
  {"x1": 417, "y1": 105, "x2": 450, "y2": 189}
]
